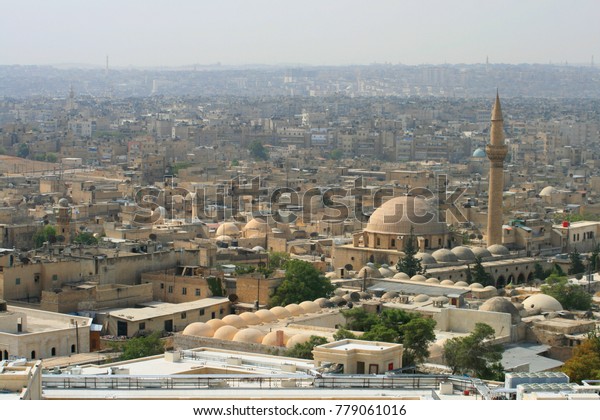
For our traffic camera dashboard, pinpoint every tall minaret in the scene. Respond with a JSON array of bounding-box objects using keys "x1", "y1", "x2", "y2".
[{"x1": 485, "y1": 92, "x2": 508, "y2": 246}]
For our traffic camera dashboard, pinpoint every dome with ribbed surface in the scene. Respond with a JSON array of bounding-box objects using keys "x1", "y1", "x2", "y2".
[{"x1": 365, "y1": 195, "x2": 447, "y2": 236}]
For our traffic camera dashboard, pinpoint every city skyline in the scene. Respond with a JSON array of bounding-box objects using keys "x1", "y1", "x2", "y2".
[{"x1": 1, "y1": 0, "x2": 599, "y2": 68}]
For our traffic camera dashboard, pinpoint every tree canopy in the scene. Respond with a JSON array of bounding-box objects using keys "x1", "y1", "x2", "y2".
[
  {"x1": 119, "y1": 331, "x2": 164, "y2": 361},
  {"x1": 469, "y1": 256, "x2": 494, "y2": 286},
  {"x1": 248, "y1": 140, "x2": 269, "y2": 161},
  {"x1": 443, "y1": 323, "x2": 504, "y2": 380},
  {"x1": 285, "y1": 335, "x2": 328, "y2": 359},
  {"x1": 396, "y1": 228, "x2": 425, "y2": 277},
  {"x1": 269, "y1": 259, "x2": 334, "y2": 307},
  {"x1": 73, "y1": 232, "x2": 98, "y2": 245},
  {"x1": 561, "y1": 331, "x2": 600, "y2": 383},
  {"x1": 33, "y1": 225, "x2": 57, "y2": 248},
  {"x1": 541, "y1": 273, "x2": 592, "y2": 310},
  {"x1": 341, "y1": 307, "x2": 436, "y2": 366},
  {"x1": 568, "y1": 248, "x2": 586, "y2": 275}
]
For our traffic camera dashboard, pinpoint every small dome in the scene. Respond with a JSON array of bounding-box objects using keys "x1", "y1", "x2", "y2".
[
  {"x1": 472, "y1": 148, "x2": 486, "y2": 158},
  {"x1": 334, "y1": 288, "x2": 346, "y2": 297},
  {"x1": 411, "y1": 274, "x2": 428, "y2": 282},
  {"x1": 393, "y1": 272, "x2": 410, "y2": 280},
  {"x1": 479, "y1": 297, "x2": 520, "y2": 323},
  {"x1": 483, "y1": 285, "x2": 497, "y2": 291},
  {"x1": 472, "y1": 247, "x2": 492, "y2": 258},
  {"x1": 314, "y1": 297, "x2": 328, "y2": 308},
  {"x1": 239, "y1": 312, "x2": 261, "y2": 325},
  {"x1": 357, "y1": 265, "x2": 382, "y2": 279},
  {"x1": 359, "y1": 291, "x2": 372, "y2": 299},
  {"x1": 243, "y1": 218, "x2": 270, "y2": 236},
  {"x1": 285, "y1": 303, "x2": 306, "y2": 316},
  {"x1": 454, "y1": 281, "x2": 469, "y2": 287},
  {"x1": 452, "y1": 246, "x2": 476, "y2": 261},
  {"x1": 522, "y1": 294, "x2": 563, "y2": 312},
  {"x1": 233, "y1": 328, "x2": 265, "y2": 344},
  {"x1": 470, "y1": 283, "x2": 484, "y2": 289},
  {"x1": 425, "y1": 278, "x2": 440, "y2": 284},
  {"x1": 285, "y1": 333, "x2": 313, "y2": 349},
  {"x1": 182, "y1": 322, "x2": 214, "y2": 337},
  {"x1": 434, "y1": 296, "x2": 449, "y2": 304},
  {"x1": 270, "y1": 306, "x2": 292, "y2": 319},
  {"x1": 299, "y1": 300, "x2": 320, "y2": 313},
  {"x1": 216, "y1": 222, "x2": 240, "y2": 237},
  {"x1": 262, "y1": 330, "x2": 290, "y2": 346},
  {"x1": 252, "y1": 246, "x2": 265, "y2": 252},
  {"x1": 440, "y1": 279, "x2": 454, "y2": 286},
  {"x1": 416, "y1": 252, "x2": 437, "y2": 264},
  {"x1": 487, "y1": 244, "x2": 509, "y2": 256},
  {"x1": 382, "y1": 291, "x2": 398, "y2": 300},
  {"x1": 379, "y1": 266, "x2": 395, "y2": 278},
  {"x1": 255, "y1": 309, "x2": 277, "y2": 323},
  {"x1": 329, "y1": 296, "x2": 347, "y2": 306},
  {"x1": 58, "y1": 198, "x2": 70, "y2": 208},
  {"x1": 414, "y1": 294, "x2": 430, "y2": 303},
  {"x1": 432, "y1": 248, "x2": 459, "y2": 263},
  {"x1": 213, "y1": 325, "x2": 239, "y2": 340},
  {"x1": 325, "y1": 272, "x2": 337, "y2": 279},
  {"x1": 539, "y1": 186, "x2": 559, "y2": 197},
  {"x1": 205, "y1": 319, "x2": 226, "y2": 330},
  {"x1": 222, "y1": 314, "x2": 246, "y2": 328}
]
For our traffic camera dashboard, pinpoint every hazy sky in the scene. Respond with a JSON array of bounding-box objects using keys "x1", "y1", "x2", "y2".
[{"x1": 1, "y1": 0, "x2": 599, "y2": 67}]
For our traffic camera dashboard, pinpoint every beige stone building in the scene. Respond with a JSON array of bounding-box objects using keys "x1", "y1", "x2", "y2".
[{"x1": 312, "y1": 339, "x2": 403, "y2": 374}]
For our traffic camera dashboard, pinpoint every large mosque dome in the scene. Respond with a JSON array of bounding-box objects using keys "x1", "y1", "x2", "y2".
[{"x1": 365, "y1": 195, "x2": 447, "y2": 236}]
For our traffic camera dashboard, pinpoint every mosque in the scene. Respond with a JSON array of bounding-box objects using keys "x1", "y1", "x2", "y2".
[{"x1": 332, "y1": 93, "x2": 546, "y2": 287}]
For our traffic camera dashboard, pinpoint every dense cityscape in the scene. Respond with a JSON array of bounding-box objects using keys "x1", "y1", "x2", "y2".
[{"x1": 0, "y1": 61, "x2": 599, "y2": 401}]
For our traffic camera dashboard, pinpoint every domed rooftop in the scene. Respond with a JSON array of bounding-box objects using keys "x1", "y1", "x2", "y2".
[
  {"x1": 232, "y1": 328, "x2": 265, "y2": 344},
  {"x1": 539, "y1": 186, "x2": 559, "y2": 197},
  {"x1": 479, "y1": 297, "x2": 520, "y2": 323},
  {"x1": 411, "y1": 274, "x2": 428, "y2": 282},
  {"x1": 285, "y1": 304, "x2": 306, "y2": 316},
  {"x1": 425, "y1": 278, "x2": 440, "y2": 284},
  {"x1": 483, "y1": 285, "x2": 497, "y2": 291},
  {"x1": 472, "y1": 247, "x2": 492, "y2": 259},
  {"x1": 270, "y1": 306, "x2": 292, "y2": 319},
  {"x1": 382, "y1": 291, "x2": 398, "y2": 300},
  {"x1": 215, "y1": 235, "x2": 233, "y2": 243},
  {"x1": 314, "y1": 297, "x2": 328, "y2": 308},
  {"x1": 299, "y1": 300, "x2": 320, "y2": 313},
  {"x1": 213, "y1": 325, "x2": 239, "y2": 340},
  {"x1": 216, "y1": 222, "x2": 240, "y2": 237},
  {"x1": 470, "y1": 283, "x2": 484, "y2": 289},
  {"x1": 285, "y1": 334, "x2": 312, "y2": 349},
  {"x1": 239, "y1": 312, "x2": 261, "y2": 325},
  {"x1": 522, "y1": 294, "x2": 563, "y2": 312},
  {"x1": 487, "y1": 244, "x2": 509, "y2": 256},
  {"x1": 255, "y1": 309, "x2": 277, "y2": 323},
  {"x1": 365, "y1": 195, "x2": 448, "y2": 236},
  {"x1": 262, "y1": 330, "x2": 290, "y2": 346},
  {"x1": 472, "y1": 148, "x2": 486, "y2": 158},
  {"x1": 243, "y1": 218, "x2": 270, "y2": 234},
  {"x1": 452, "y1": 246, "x2": 476, "y2": 261},
  {"x1": 379, "y1": 266, "x2": 395, "y2": 278},
  {"x1": 393, "y1": 272, "x2": 410, "y2": 280},
  {"x1": 357, "y1": 265, "x2": 382, "y2": 279},
  {"x1": 182, "y1": 322, "x2": 214, "y2": 337},
  {"x1": 454, "y1": 281, "x2": 469, "y2": 287},
  {"x1": 221, "y1": 314, "x2": 246, "y2": 328},
  {"x1": 440, "y1": 279, "x2": 454, "y2": 286},
  {"x1": 416, "y1": 252, "x2": 437, "y2": 265},
  {"x1": 432, "y1": 248, "x2": 459, "y2": 263},
  {"x1": 205, "y1": 319, "x2": 226, "y2": 330},
  {"x1": 58, "y1": 198, "x2": 70, "y2": 208},
  {"x1": 252, "y1": 246, "x2": 265, "y2": 252},
  {"x1": 414, "y1": 294, "x2": 430, "y2": 303}
]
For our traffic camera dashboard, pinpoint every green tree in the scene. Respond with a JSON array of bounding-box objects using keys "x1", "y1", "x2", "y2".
[
  {"x1": 17, "y1": 143, "x2": 29, "y2": 158},
  {"x1": 248, "y1": 140, "x2": 269, "y2": 161},
  {"x1": 443, "y1": 323, "x2": 504, "y2": 380},
  {"x1": 329, "y1": 149, "x2": 343, "y2": 160},
  {"x1": 332, "y1": 327, "x2": 357, "y2": 341},
  {"x1": 561, "y1": 331, "x2": 600, "y2": 384},
  {"x1": 533, "y1": 262, "x2": 546, "y2": 281},
  {"x1": 470, "y1": 256, "x2": 494, "y2": 286},
  {"x1": 341, "y1": 307, "x2": 436, "y2": 367},
  {"x1": 207, "y1": 276, "x2": 226, "y2": 297},
  {"x1": 120, "y1": 331, "x2": 164, "y2": 361},
  {"x1": 396, "y1": 228, "x2": 425, "y2": 277},
  {"x1": 269, "y1": 260, "x2": 334, "y2": 306},
  {"x1": 590, "y1": 245, "x2": 600, "y2": 273},
  {"x1": 45, "y1": 153, "x2": 58, "y2": 163},
  {"x1": 73, "y1": 232, "x2": 98, "y2": 245},
  {"x1": 285, "y1": 335, "x2": 328, "y2": 359},
  {"x1": 568, "y1": 247, "x2": 586, "y2": 275},
  {"x1": 268, "y1": 251, "x2": 290, "y2": 270},
  {"x1": 541, "y1": 273, "x2": 592, "y2": 310},
  {"x1": 32, "y1": 225, "x2": 57, "y2": 248}
]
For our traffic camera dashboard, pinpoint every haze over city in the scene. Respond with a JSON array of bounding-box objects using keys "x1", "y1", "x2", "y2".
[{"x1": 1, "y1": 0, "x2": 599, "y2": 68}]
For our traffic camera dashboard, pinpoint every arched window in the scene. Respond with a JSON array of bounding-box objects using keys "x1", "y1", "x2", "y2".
[{"x1": 51, "y1": 347, "x2": 56, "y2": 356}]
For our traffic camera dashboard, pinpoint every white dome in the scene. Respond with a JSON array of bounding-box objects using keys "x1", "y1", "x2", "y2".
[
  {"x1": 414, "y1": 294, "x2": 430, "y2": 303},
  {"x1": 432, "y1": 248, "x2": 459, "y2": 263},
  {"x1": 540, "y1": 186, "x2": 559, "y2": 197},
  {"x1": 522, "y1": 294, "x2": 563, "y2": 312},
  {"x1": 487, "y1": 244, "x2": 509, "y2": 256},
  {"x1": 454, "y1": 281, "x2": 469, "y2": 287},
  {"x1": 411, "y1": 274, "x2": 427, "y2": 282},
  {"x1": 470, "y1": 283, "x2": 484, "y2": 289},
  {"x1": 393, "y1": 272, "x2": 410, "y2": 280},
  {"x1": 452, "y1": 246, "x2": 476, "y2": 261},
  {"x1": 440, "y1": 279, "x2": 454, "y2": 286},
  {"x1": 379, "y1": 266, "x2": 395, "y2": 278},
  {"x1": 425, "y1": 278, "x2": 440, "y2": 284}
]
